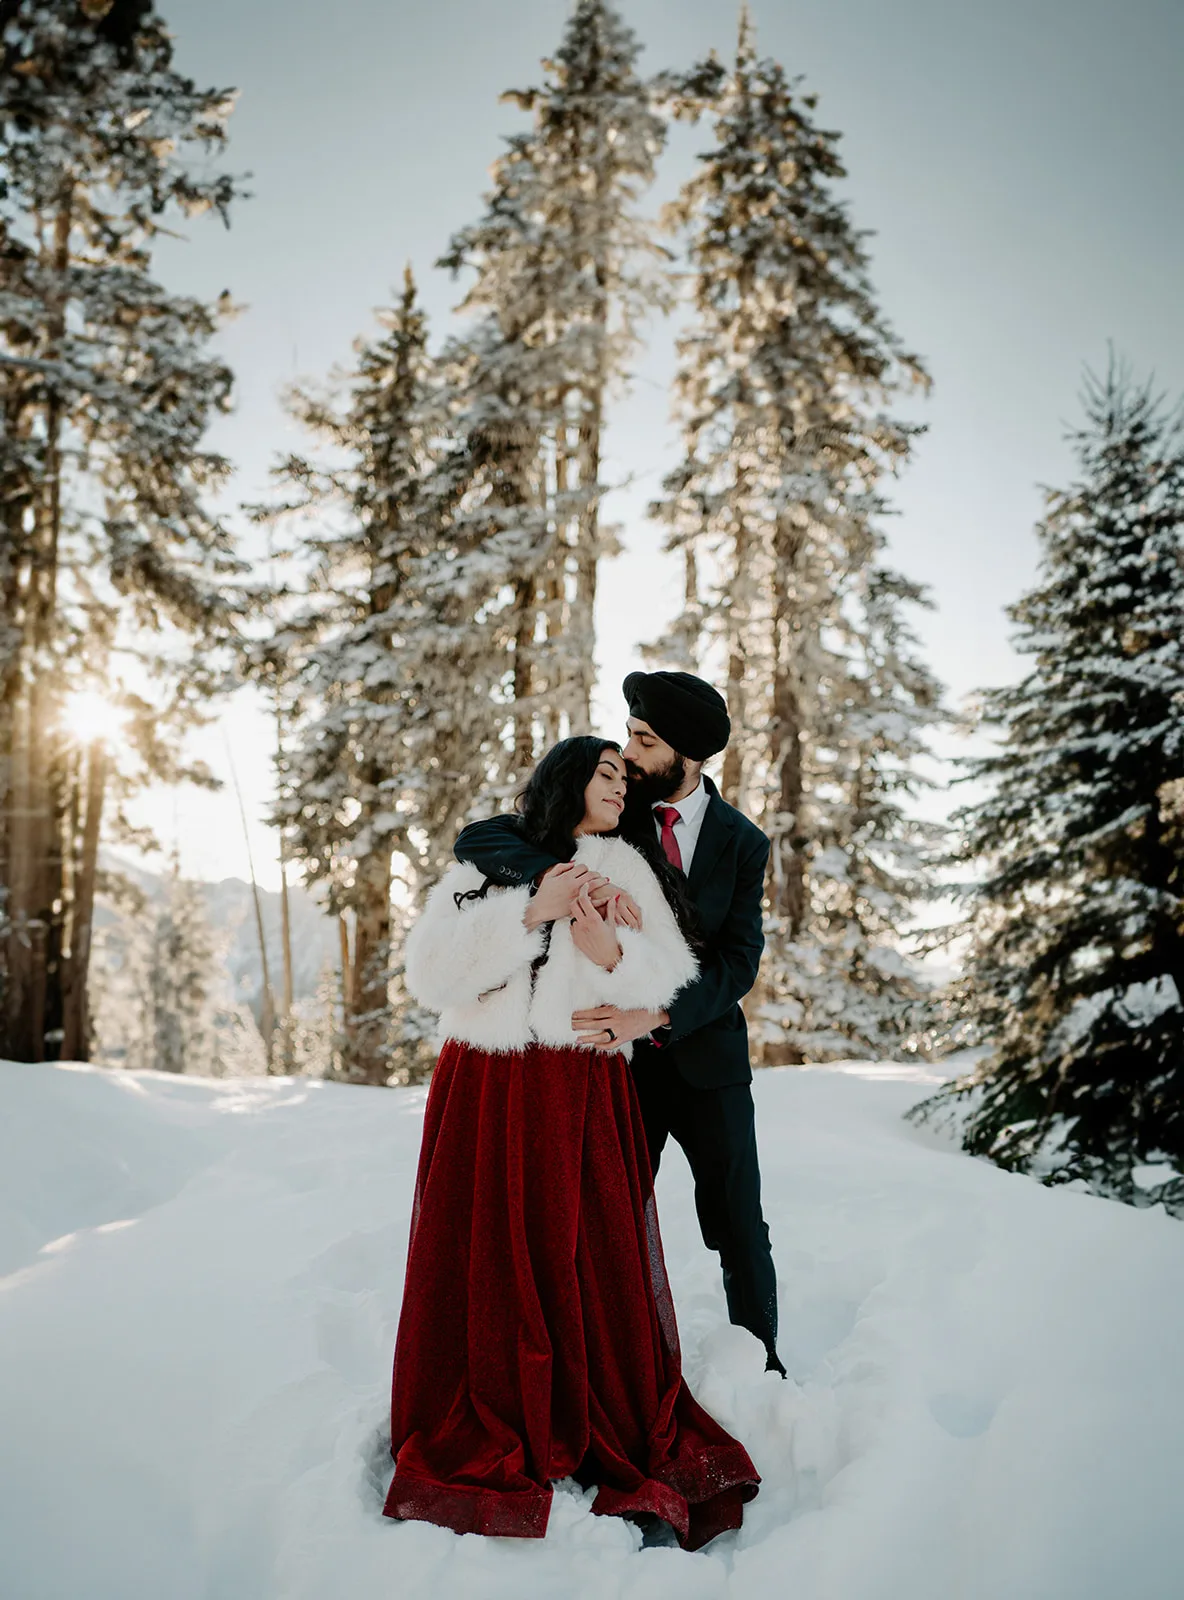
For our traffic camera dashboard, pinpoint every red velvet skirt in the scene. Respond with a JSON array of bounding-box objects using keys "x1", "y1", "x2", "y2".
[{"x1": 383, "y1": 1039, "x2": 759, "y2": 1550}]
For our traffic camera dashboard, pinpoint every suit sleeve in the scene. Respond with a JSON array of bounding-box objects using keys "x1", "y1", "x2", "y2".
[
  {"x1": 660, "y1": 831, "x2": 769, "y2": 1042},
  {"x1": 454, "y1": 815, "x2": 562, "y2": 886}
]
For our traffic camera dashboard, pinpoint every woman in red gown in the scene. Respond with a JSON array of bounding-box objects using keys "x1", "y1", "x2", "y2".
[{"x1": 383, "y1": 738, "x2": 759, "y2": 1550}]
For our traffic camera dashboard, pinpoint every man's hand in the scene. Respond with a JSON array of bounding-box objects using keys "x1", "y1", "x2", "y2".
[
  {"x1": 525, "y1": 863, "x2": 608, "y2": 930},
  {"x1": 572, "y1": 1004, "x2": 670, "y2": 1051},
  {"x1": 585, "y1": 881, "x2": 643, "y2": 929}
]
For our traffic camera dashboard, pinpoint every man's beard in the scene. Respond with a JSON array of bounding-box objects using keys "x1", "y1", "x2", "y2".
[{"x1": 625, "y1": 753, "x2": 686, "y2": 806}]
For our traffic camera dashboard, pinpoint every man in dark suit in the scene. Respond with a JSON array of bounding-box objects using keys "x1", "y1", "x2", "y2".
[{"x1": 453, "y1": 670, "x2": 785, "y2": 1376}]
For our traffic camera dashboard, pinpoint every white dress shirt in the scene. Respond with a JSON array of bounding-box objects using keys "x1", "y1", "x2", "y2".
[{"x1": 651, "y1": 779, "x2": 711, "y2": 875}]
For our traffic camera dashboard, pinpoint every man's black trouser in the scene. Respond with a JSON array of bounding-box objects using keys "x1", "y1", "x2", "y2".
[{"x1": 630, "y1": 1041, "x2": 779, "y2": 1359}]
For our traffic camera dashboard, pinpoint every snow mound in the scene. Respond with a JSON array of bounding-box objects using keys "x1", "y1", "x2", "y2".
[{"x1": 1, "y1": 1059, "x2": 1182, "y2": 1600}]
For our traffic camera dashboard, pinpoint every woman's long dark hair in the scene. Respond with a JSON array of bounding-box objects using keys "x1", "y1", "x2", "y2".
[{"x1": 515, "y1": 736, "x2": 702, "y2": 950}]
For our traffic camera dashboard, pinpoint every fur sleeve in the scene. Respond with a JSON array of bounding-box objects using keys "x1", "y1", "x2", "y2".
[
  {"x1": 402, "y1": 865, "x2": 545, "y2": 1012},
  {"x1": 586, "y1": 841, "x2": 699, "y2": 1011}
]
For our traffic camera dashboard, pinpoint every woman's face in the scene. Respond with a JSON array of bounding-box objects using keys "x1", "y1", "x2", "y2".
[{"x1": 577, "y1": 748, "x2": 628, "y2": 835}]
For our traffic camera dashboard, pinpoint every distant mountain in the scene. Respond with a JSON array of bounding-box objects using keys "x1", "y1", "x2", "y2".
[{"x1": 99, "y1": 855, "x2": 339, "y2": 1009}]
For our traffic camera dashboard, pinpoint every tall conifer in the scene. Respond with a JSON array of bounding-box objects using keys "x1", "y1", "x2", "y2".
[
  {"x1": 434, "y1": 0, "x2": 665, "y2": 766},
  {"x1": 0, "y1": 0, "x2": 248, "y2": 1060},
  {"x1": 917, "y1": 368, "x2": 1184, "y2": 1208},
  {"x1": 652, "y1": 16, "x2": 945, "y2": 1061},
  {"x1": 264, "y1": 272, "x2": 458, "y2": 1085}
]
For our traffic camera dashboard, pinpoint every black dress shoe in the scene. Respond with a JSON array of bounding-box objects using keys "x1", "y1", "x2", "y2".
[{"x1": 765, "y1": 1349, "x2": 788, "y2": 1378}]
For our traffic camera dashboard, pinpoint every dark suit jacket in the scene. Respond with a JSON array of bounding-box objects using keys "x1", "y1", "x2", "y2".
[{"x1": 453, "y1": 776, "x2": 770, "y2": 1089}]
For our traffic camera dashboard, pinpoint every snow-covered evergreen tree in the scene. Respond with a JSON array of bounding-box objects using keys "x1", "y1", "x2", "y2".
[
  {"x1": 433, "y1": 0, "x2": 665, "y2": 763},
  {"x1": 283, "y1": 960, "x2": 339, "y2": 1080},
  {"x1": 0, "y1": 0, "x2": 249, "y2": 1062},
  {"x1": 650, "y1": 15, "x2": 946, "y2": 1063},
  {"x1": 761, "y1": 565, "x2": 950, "y2": 1058},
  {"x1": 147, "y1": 872, "x2": 224, "y2": 1077},
  {"x1": 915, "y1": 367, "x2": 1184, "y2": 1210},
  {"x1": 92, "y1": 864, "x2": 264, "y2": 1077},
  {"x1": 263, "y1": 271, "x2": 463, "y2": 1085},
  {"x1": 259, "y1": 3, "x2": 668, "y2": 1087}
]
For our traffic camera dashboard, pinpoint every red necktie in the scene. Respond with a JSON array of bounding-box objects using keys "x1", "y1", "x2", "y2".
[{"x1": 654, "y1": 805, "x2": 683, "y2": 872}]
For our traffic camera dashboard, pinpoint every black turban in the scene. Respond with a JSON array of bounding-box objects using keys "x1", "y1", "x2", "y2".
[{"x1": 622, "y1": 670, "x2": 731, "y2": 762}]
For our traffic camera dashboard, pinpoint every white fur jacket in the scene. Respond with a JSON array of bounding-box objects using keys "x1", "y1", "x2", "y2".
[{"x1": 403, "y1": 835, "x2": 698, "y2": 1059}]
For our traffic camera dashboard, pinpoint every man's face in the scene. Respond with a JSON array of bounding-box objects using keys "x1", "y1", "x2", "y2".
[{"x1": 622, "y1": 717, "x2": 685, "y2": 803}]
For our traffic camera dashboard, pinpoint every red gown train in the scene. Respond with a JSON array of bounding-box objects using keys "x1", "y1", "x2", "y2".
[{"x1": 383, "y1": 1039, "x2": 759, "y2": 1550}]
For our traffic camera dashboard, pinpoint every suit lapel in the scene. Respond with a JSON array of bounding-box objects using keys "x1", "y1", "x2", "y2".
[{"x1": 687, "y1": 781, "x2": 735, "y2": 895}]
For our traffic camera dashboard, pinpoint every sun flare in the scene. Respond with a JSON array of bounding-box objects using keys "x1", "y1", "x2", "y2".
[{"x1": 61, "y1": 689, "x2": 129, "y2": 746}]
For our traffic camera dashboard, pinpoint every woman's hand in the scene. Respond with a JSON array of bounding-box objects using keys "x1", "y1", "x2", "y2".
[
  {"x1": 570, "y1": 886, "x2": 622, "y2": 972},
  {"x1": 586, "y1": 881, "x2": 643, "y2": 929},
  {"x1": 525, "y1": 863, "x2": 607, "y2": 930}
]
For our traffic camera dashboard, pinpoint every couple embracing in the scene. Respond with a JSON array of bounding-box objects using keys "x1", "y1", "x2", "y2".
[{"x1": 382, "y1": 671, "x2": 782, "y2": 1551}]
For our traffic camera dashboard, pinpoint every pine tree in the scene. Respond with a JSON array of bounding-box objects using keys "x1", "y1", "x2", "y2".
[
  {"x1": 914, "y1": 367, "x2": 1184, "y2": 1210},
  {"x1": 433, "y1": 0, "x2": 665, "y2": 765},
  {"x1": 651, "y1": 15, "x2": 945, "y2": 1062},
  {"x1": 284, "y1": 959, "x2": 338, "y2": 1079},
  {"x1": 94, "y1": 866, "x2": 265, "y2": 1076},
  {"x1": 146, "y1": 872, "x2": 225, "y2": 1077},
  {"x1": 760, "y1": 565, "x2": 950, "y2": 1058},
  {"x1": 263, "y1": 271, "x2": 460, "y2": 1085},
  {"x1": 0, "y1": 0, "x2": 249, "y2": 1062}
]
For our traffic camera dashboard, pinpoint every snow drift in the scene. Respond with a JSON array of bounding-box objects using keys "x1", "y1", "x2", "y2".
[{"x1": 1, "y1": 1059, "x2": 1182, "y2": 1600}]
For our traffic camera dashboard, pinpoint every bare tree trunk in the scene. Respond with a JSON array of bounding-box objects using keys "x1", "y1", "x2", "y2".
[
  {"x1": 338, "y1": 913, "x2": 353, "y2": 1008},
  {"x1": 719, "y1": 507, "x2": 750, "y2": 807},
  {"x1": 42, "y1": 738, "x2": 73, "y2": 1061},
  {"x1": 512, "y1": 575, "x2": 537, "y2": 770},
  {"x1": 0, "y1": 343, "x2": 35, "y2": 1055},
  {"x1": 5, "y1": 680, "x2": 59, "y2": 1060},
  {"x1": 4, "y1": 194, "x2": 72, "y2": 1061},
  {"x1": 271, "y1": 697, "x2": 297, "y2": 1074},
  {"x1": 768, "y1": 515, "x2": 808, "y2": 937},
  {"x1": 61, "y1": 736, "x2": 106, "y2": 1061},
  {"x1": 759, "y1": 514, "x2": 809, "y2": 1067},
  {"x1": 573, "y1": 387, "x2": 602, "y2": 732},
  {"x1": 226, "y1": 739, "x2": 275, "y2": 1067},
  {"x1": 273, "y1": 699, "x2": 295, "y2": 1025},
  {"x1": 279, "y1": 862, "x2": 294, "y2": 1017},
  {"x1": 568, "y1": 70, "x2": 610, "y2": 734},
  {"x1": 542, "y1": 421, "x2": 572, "y2": 746},
  {"x1": 680, "y1": 545, "x2": 702, "y2": 668},
  {"x1": 345, "y1": 846, "x2": 393, "y2": 1086},
  {"x1": 4, "y1": 688, "x2": 38, "y2": 1057}
]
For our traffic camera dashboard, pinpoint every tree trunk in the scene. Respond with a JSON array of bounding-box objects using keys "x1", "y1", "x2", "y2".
[
  {"x1": 573, "y1": 387, "x2": 603, "y2": 733},
  {"x1": 768, "y1": 526, "x2": 807, "y2": 936},
  {"x1": 0, "y1": 368, "x2": 34, "y2": 1036},
  {"x1": 279, "y1": 863, "x2": 294, "y2": 1017},
  {"x1": 4, "y1": 681, "x2": 58, "y2": 1061},
  {"x1": 542, "y1": 421, "x2": 572, "y2": 746},
  {"x1": 345, "y1": 849, "x2": 393, "y2": 1087},
  {"x1": 3, "y1": 194, "x2": 72, "y2": 1061},
  {"x1": 719, "y1": 506, "x2": 750, "y2": 807},
  {"x1": 679, "y1": 544, "x2": 702, "y2": 669},
  {"x1": 758, "y1": 513, "x2": 810, "y2": 1067},
  {"x1": 227, "y1": 739, "x2": 275, "y2": 1066},
  {"x1": 512, "y1": 575, "x2": 537, "y2": 770},
  {"x1": 338, "y1": 913, "x2": 353, "y2": 1008},
  {"x1": 61, "y1": 736, "x2": 106, "y2": 1061}
]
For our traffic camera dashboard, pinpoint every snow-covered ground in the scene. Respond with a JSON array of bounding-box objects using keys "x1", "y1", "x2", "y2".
[{"x1": 2, "y1": 1059, "x2": 1182, "y2": 1600}]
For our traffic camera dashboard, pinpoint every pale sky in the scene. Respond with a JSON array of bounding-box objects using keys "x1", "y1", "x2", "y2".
[{"x1": 137, "y1": 0, "x2": 1184, "y2": 890}]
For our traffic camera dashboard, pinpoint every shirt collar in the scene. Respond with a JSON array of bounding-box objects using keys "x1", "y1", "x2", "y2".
[{"x1": 653, "y1": 778, "x2": 709, "y2": 827}]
